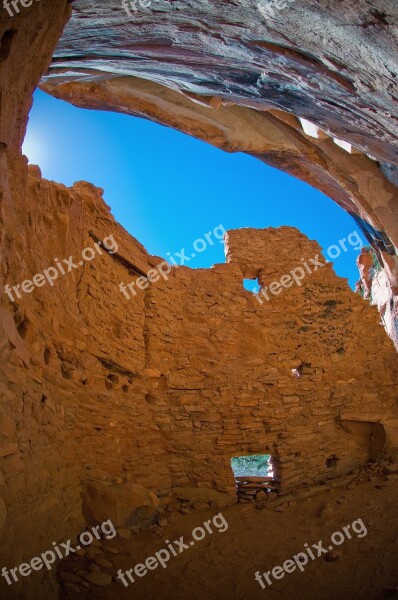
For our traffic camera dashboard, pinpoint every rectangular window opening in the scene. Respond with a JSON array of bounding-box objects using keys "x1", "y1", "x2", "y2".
[{"x1": 231, "y1": 454, "x2": 277, "y2": 502}]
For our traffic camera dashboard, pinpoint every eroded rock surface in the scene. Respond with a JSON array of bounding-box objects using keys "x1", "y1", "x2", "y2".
[
  {"x1": 357, "y1": 247, "x2": 398, "y2": 349},
  {"x1": 43, "y1": 1, "x2": 398, "y2": 163}
]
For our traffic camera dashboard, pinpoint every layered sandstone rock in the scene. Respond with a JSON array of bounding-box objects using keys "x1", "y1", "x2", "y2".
[{"x1": 357, "y1": 247, "x2": 398, "y2": 349}]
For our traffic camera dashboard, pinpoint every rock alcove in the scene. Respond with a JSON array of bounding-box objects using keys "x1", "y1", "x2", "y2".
[{"x1": 0, "y1": 2, "x2": 398, "y2": 599}]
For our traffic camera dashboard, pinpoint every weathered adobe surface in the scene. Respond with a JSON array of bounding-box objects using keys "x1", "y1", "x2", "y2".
[
  {"x1": 1, "y1": 165, "x2": 398, "y2": 599},
  {"x1": 38, "y1": 0, "x2": 398, "y2": 348}
]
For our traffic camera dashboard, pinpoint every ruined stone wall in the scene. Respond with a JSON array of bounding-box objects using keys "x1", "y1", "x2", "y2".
[
  {"x1": 0, "y1": 165, "x2": 171, "y2": 598},
  {"x1": 0, "y1": 2, "x2": 75, "y2": 597},
  {"x1": 143, "y1": 226, "x2": 398, "y2": 495},
  {"x1": 1, "y1": 166, "x2": 398, "y2": 598}
]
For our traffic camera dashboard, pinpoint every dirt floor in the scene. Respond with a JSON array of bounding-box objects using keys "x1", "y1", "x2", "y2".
[{"x1": 58, "y1": 463, "x2": 398, "y2": 600}]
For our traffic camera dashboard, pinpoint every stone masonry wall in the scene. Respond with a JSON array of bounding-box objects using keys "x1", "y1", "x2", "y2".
[
  {"x1": 1, "y1": 168, "x2": 398, "y2": 598},
  {"x1": 144, "y1": 227, "x2": 398, "y2": 494}
]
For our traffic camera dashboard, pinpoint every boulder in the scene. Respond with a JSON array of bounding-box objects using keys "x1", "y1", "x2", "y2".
[{"x1": 82, "y1": 482, "x2": 159, "y2": 529}]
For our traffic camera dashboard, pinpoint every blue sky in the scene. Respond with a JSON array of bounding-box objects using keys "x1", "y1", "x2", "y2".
[{"x1": 23, "y1": 90, "x2": 362, "y2": 289}]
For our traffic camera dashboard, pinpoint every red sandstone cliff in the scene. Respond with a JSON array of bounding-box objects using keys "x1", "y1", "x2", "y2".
[{"x1": 357, "y1": 248, "x2": 398, "y2": 350}]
